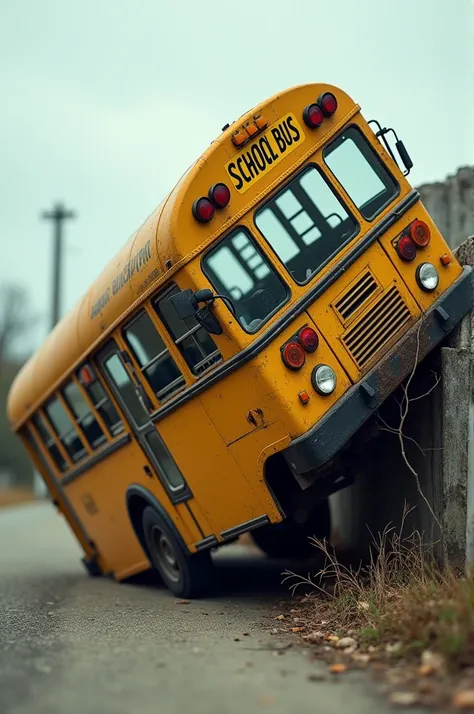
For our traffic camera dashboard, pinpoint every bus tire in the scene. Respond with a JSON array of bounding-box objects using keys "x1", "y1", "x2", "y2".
[
  {"x1": 251, "y1": 499, "x2": 331, "y2": 560},
  {"x1": 141, "y1": 506, "x2": 213, "y2": 598}
]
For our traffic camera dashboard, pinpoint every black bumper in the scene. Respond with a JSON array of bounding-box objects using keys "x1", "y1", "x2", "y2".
[{"x1": 283, "y1": 266, "x2": 473, "y2": 475}]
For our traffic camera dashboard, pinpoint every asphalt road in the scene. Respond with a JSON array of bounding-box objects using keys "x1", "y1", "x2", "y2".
[{"x1": 0, "y1": 502, "x2": 422, "y2": 714}]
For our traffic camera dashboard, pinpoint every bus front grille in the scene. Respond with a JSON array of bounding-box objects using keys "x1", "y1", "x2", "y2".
[
  {"x1": 334, "y1": 270, "x2": 378, "y2": 323},
  {"x1": 342, "y1": 285, "x2": 411, "y2": 369}
]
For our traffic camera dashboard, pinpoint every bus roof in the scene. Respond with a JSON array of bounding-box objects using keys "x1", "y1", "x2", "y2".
[{"x1": 7, "y1": 83, "x2": 359, "y2": 429}]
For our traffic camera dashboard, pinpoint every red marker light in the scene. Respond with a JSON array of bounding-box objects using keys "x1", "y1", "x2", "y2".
[
  {"x1": 192, "y1": 197, "x2": 215, "y2": 223},
  {"x1": 208, "y1": 183, "x2": 231, "y2": 209},
  {"x1": 298, "y1": 390, "x2": 310, "y2": 405},
  {"x1": 302, "y1": 103, "x2": 324, "y2": 129},
  {"x1": 396, "y1": 235, "x2": 417, "y2": 261},
  {"x1": 318, "y1": 92, "x2": 338, "y2": 117},
  {"x1": 281, "y1": 341, "x2": 306, "y2": 370},
  {"x1": 299, "y1": 327, "x2": 319, "y2": 353},
  {"x1": 409, "y1": 219, "x2": 431, "y2": 248},
  {"x1": 80, "y1": 365, "x2": 94, "y2": 386}
]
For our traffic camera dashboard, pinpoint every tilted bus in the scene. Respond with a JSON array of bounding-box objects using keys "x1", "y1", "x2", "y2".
[{"x1": 7, "y1": 83, "x2": 472, "y2": 597}]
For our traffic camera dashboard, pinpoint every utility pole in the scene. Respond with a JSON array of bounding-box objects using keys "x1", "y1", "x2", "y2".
[{"x1": 41, "y1": 202, "x2": 75, "y2": 330}]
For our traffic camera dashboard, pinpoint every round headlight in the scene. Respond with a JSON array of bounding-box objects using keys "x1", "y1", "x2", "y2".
[
  {"x1": 311, "y1": 364, "x2": 337, "y2": 395},
  {"x1": 416, "y1": 262, "x2": 439, "y2": 292}
]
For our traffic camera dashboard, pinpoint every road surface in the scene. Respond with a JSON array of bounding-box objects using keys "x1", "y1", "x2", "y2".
[{"x1": 1, "y1": 502, "x2": 422, "y2": 714}]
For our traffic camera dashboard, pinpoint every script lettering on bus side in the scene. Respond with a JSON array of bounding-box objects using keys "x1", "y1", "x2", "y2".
[
  {"x1": 90, "y1": 288, "x2": 111, "y2": 319},
  {"x1": 225, "y1": 113, "x2": 305, "y2": 194},
  {"x1": 90, "y1": 239, "x2": 153, "y2": 319}
]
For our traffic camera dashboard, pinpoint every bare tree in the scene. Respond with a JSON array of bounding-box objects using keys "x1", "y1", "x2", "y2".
[{"x1": 0, "y1": 283, "x2": 32, "y2": 374}]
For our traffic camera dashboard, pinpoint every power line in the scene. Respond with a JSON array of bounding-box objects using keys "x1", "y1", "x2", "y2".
[{"x1": 41, "y1": 202, "x2": 76, "y2": 330}]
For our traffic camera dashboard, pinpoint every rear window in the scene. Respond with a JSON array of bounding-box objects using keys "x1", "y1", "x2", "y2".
[
  {"x1": 323, "y1": 125, "x2": 399, "y2": 220},
  {"x1": 255, "y1": 165, "x2": 358, "y2": 284},
  {"x1": 202, "y1": 228, "x2": 290, "y2": 333}
]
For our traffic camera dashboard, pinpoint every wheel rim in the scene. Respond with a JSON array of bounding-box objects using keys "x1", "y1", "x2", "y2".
[{"x1": 151, "y1": 526, "x2": 181, "y2": 583}]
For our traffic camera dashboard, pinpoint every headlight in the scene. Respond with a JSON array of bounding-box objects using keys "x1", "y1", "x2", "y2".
[
  {"x1": 416, "y1": 262, "x2": 439, "y2": 292},
  {"x1": 311, "y1": 364, "x2": 337, "y2": 395}
]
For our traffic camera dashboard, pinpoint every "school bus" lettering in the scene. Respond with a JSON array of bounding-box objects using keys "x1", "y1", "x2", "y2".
[{"x1": 225, "y1": 113, "x2": 305, "y2": 193}]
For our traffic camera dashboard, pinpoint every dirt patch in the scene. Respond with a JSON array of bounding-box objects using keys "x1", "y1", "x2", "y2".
[{"x1": 269, "y1": 518, "x2": 474, "y2": 710}]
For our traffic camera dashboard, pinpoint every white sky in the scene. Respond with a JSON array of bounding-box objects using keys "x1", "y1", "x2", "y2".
[{"x1": 1, "y1": 0, "x2": 473, "y2": 354}]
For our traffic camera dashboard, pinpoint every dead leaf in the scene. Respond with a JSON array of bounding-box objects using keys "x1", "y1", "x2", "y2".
[
  {"x1": 304, "y1": 631, "x2": 324, "y2": 643},
  {"x1": 327, "y1": 635, "x2": 340, "y2": 643},
  {"x1": 328, "y1": 663, "x2": 347, "y2": 674},
  {"x1": 352, "y1": 653, "x2": 370, "y2": 665},
  {"x1": 275, "y1": 614, "x2": 285, "y2": 621},
  {"x1": 389, "y1": 692, "x2": 418, "y2": 707},
  {"x1": 453, "y1": 691, "x2": 474, "y2": 709},
  {"x1": 418, "y1": 664, "x2": 434, "y2": 677},
  {"x1": 176, "y1": 600, "x2": 190, "y2": 605},
  {"x1": 421, "y1": 650, "x2": 445, "y2": 674},
  {"x1": 337, "y1": 637, "x2": 357, "y2": 650},
  {"x1": 291, "y1": 627, "x2": 305, "y2": 633}
]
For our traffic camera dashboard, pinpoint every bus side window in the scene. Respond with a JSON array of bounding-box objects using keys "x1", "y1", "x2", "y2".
[
  {"x1": 152, "y1": 285, "x2": 222, "y2": 376},
  {"x1": 62, "y1": 380, "x2": 107, "y2": 450},
  {"x1": 44, "y1": 397, "x2": 87, "y2": 464},
  {"x1": 31, "y1": 412, "x2": 68, "y2": 472},
  {"x1": 123, "y1": 310, "x2": 186, "y2": 402},
  {"x1": 77, "y1": 365, "x2": 124, "y2": 437}
]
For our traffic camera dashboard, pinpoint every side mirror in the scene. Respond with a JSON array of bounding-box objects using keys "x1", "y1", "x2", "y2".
[
  {"x1": 194, "y1": 288, "x2": 214, "y2": 303},
  {"x1": 170, "y1": 287, "x2": 225, "y2": 335},
  {"x1": 195, "y1": 306, "x2": 223, "y2": 335},
  {"x1": 368, "y1": 120, "x2": 413, "y2": 176},
  {"x1": 395, "y1": 139, "x2": 413, "y2": 174},
  {"x1": 169, "y1": 289, "x2": 199, "y2": 319}
]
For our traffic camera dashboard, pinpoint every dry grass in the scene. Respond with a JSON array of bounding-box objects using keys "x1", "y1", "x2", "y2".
[
  {"x1": 282, "y1": 507, "x2": 474, "y2": 669},
  {"x1": 0, "y1": 488, "x2": 36, "y2": 508}
]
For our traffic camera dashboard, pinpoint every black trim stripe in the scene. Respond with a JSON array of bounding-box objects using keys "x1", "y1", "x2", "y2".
[
  {"x1": 220, "y1": 514, "x2": 270, "y2": 541},
  {"x1": 184, "y1": 501, "x2": 205, "y2": 539},
  {"x1": 150, "y1": 190, "x2": 420, "y2": 425},
  {"x1": 62, "y1": 432, "x2": 131, "y2": 485},
  {"x1": 195, "y1": 535, "x2": 218, "y2": 551}
]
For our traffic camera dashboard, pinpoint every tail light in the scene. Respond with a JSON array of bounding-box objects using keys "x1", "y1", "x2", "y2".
[
  {"x1": 396, "y1": 235, "x2": 417, "y2": 261},
  {"x1": 192, "y1": 197, "x2": 215, "y2": 223},
  {"x1": 318, "y1": 92, "x2": 337, "y2": 117},
  {"x1": 302, "y1": 103, "x2": 324, "y2": 128},
  {"x1": 409, "y1": 219, "x2": 431, "y2": 247},
  {"x1": 208, "y1": 183, "x2": 231, "y2": 208},
  {"x1": 281, "y1": 341, "x2": 305, "y2": 370},
  {"x1": 299, "y1": 327, "x2": 319, "y2": 352}
]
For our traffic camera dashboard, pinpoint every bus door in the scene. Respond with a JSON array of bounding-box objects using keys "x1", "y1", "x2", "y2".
[{"x1": 96, "y1": 342, "x2": 195, "y2": 511}]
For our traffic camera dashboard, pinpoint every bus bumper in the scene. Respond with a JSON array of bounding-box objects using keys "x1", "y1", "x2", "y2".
[{"x1": 283, "y1": 265, "x2": 473, "y2": 476}]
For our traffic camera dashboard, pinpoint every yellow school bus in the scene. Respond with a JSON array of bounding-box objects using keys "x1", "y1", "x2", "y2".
[{"x1": 7, "y1": 83, "x2": 472, "y2": 597}]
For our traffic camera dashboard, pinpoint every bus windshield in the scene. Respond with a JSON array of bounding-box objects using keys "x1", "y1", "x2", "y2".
[
  {"x1": 323, "y1": 125, "x2": 399, "y2": 220},
  {"x1": 255, "y1": 166, "x2": 358, "y2": 284}
]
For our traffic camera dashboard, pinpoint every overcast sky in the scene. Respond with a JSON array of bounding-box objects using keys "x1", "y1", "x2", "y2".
[{"x1": 1, "y1": 0, "x2": 473, "y2": 355}]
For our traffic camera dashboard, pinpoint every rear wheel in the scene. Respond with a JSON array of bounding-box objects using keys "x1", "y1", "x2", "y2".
[
  {"x1": 251, "y1": 499, "x2": 331, "y2": 560},
  {"x1": 142, "y1": 506, "x2": 214, "y2": 598}
]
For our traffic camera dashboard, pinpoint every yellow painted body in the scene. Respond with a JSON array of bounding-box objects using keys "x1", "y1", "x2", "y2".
[{"x1": 7, "y1": 83, "x2": 463, "y2": 579}]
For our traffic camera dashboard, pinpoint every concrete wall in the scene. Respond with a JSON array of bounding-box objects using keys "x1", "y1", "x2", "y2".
[{"x1": 417, "y1": 166, "x2": 474, "y2": 249}]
